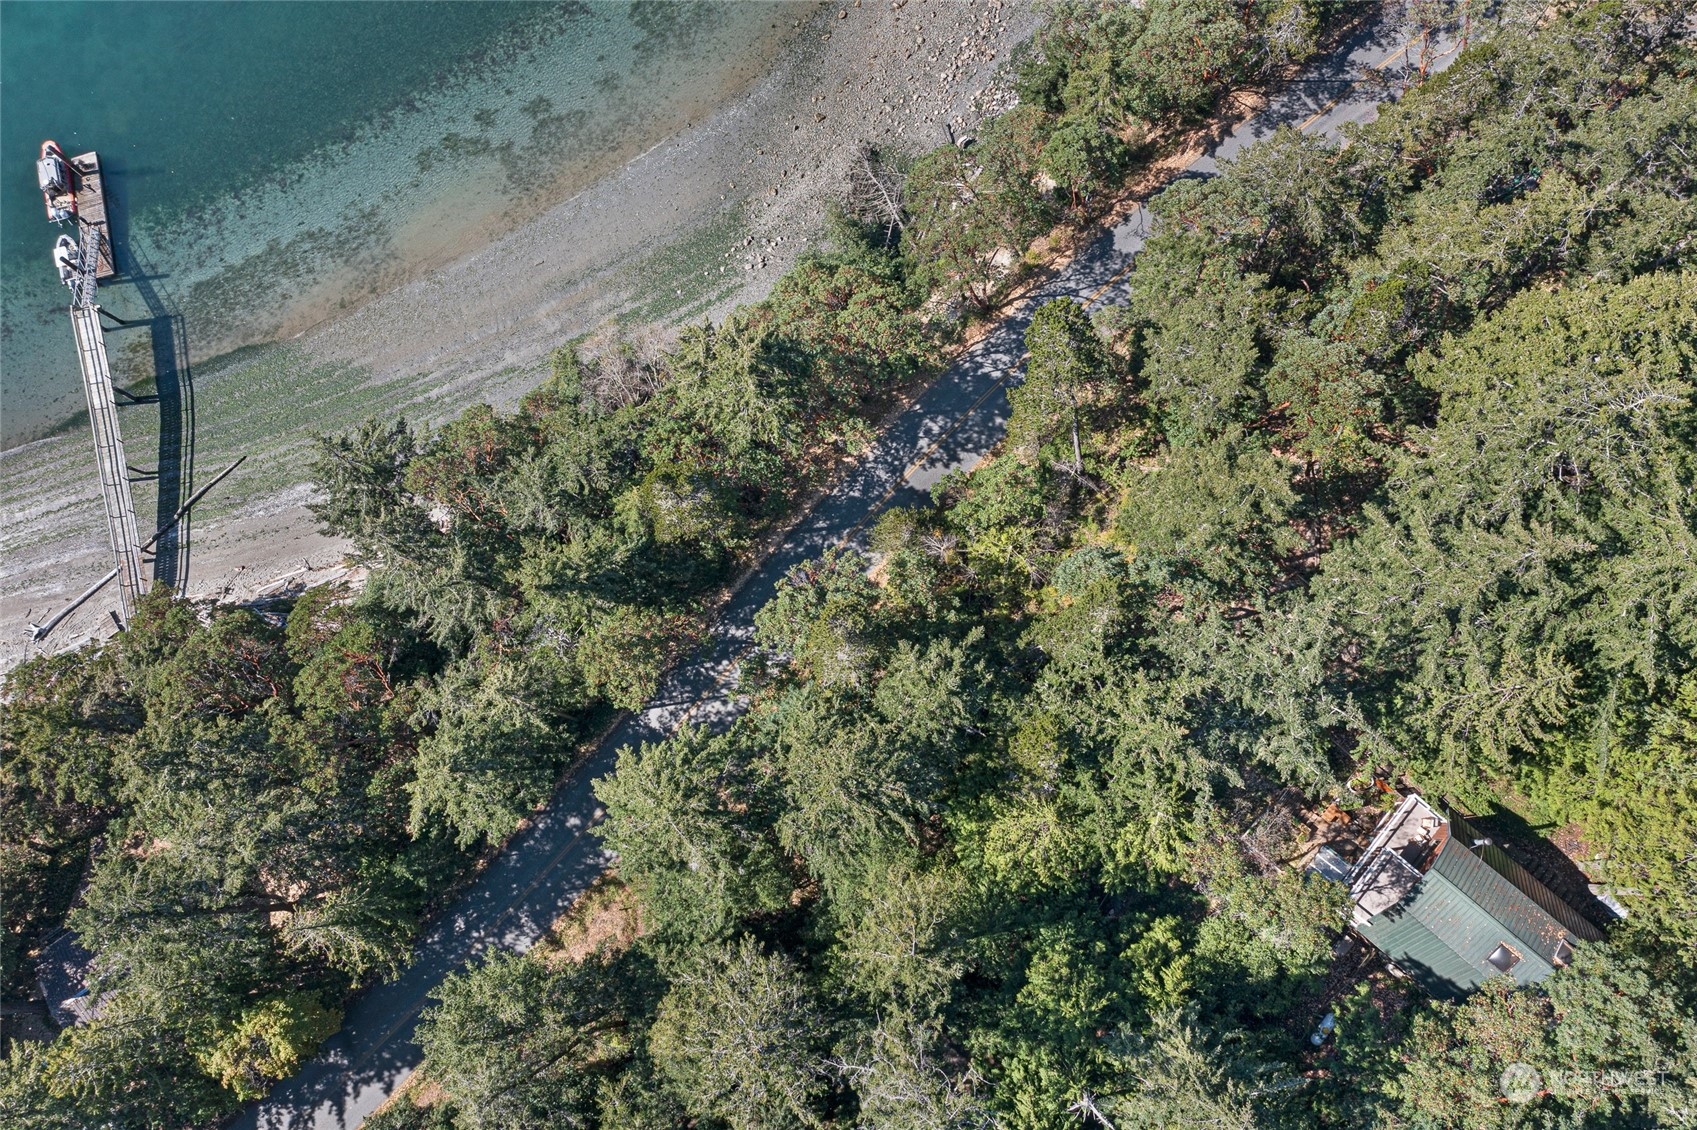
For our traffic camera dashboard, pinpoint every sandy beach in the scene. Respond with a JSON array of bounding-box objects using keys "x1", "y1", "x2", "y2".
[{"x1": 0, "y1": 0, "x2": 1038, "y2": 670}]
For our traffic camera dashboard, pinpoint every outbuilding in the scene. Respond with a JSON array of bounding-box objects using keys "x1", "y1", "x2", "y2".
[{"x1": 36, "y1": 930, "x2": 105, "y2": 1028}]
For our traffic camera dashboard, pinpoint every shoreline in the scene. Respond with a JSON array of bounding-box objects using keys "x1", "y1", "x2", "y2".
[
  {"x1": 0, "y1": 0, "x2": 1039, "y2": 671},
  {"x1": 0, "y1": 2, "x2": 806, "y2": 450}
]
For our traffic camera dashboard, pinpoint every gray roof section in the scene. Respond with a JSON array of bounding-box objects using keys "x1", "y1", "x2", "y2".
[
  {"x1": 36, "y1": 931, "x2": 104, "y2": 1028},
  {"x1": 1307, "y1": 844, "x2": 1353, "y2": 884}
]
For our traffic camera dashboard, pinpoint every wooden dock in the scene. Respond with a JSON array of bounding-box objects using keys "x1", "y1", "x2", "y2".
[{"x1": 70, "y1": 151, "x2": 116, "y2": 279}]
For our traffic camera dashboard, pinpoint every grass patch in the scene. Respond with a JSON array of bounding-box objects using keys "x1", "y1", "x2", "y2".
[{"x1": 533, "y1": 874, "x2": 644, "y2": 969}]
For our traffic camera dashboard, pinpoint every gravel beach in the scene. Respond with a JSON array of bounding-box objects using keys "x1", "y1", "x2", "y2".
[{"x1": 0, "y1": 0, "x2": 1038, "y2": 670}]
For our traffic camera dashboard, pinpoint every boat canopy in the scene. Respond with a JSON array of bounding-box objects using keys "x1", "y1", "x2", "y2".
[{"x1": 38, "y1": 154, "x2": 69, "y2": 193}]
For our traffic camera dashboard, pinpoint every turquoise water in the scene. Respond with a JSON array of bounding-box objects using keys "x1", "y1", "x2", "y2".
[{"x1": 0, "y1": 1, "x2": 797, "y2": 448}]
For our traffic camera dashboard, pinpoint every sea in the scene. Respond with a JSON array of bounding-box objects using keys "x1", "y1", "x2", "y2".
[{"x1": 0, "y1": 1, "x2": 801, "y2": 449}]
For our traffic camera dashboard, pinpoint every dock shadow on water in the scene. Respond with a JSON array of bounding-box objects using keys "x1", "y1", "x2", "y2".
[{"x1": 100, "y1": 166, "x2": 197, "y2": 596}]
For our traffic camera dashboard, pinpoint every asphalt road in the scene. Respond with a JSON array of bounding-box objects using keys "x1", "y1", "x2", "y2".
[{"x1": 238, "y1": 10, "x2": 1456, "y2": 1128}]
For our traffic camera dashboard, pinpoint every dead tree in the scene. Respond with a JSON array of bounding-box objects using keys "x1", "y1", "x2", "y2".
[{"x1": 845, "y1": 143, "x2": 907, "y2": 246}]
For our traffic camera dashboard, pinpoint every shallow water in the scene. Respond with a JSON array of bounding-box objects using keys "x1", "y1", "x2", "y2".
[{"x1": 0, "y1": 0, "x2": 798, "y2": 448}]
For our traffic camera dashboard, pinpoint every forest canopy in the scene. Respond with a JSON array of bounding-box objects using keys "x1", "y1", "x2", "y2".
[{"x1": 4, "y1": 2, "x2": 1695, "y2": 1128}]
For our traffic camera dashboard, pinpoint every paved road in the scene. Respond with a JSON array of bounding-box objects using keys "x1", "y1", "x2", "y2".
[{"x1": 238, "y1": 10, "x2": 1456, "y2": 1128}]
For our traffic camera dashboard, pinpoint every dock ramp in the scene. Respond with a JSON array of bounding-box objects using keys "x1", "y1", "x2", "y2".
[{"x1": 69, "y1": 219, "x2": 145, "y2": 620}]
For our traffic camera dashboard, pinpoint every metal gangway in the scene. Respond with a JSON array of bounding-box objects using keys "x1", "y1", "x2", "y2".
[{"x1": 68, "y1": 219, "x2": 146, "y2": 622}]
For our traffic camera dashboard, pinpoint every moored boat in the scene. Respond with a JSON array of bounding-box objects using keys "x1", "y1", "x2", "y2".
[
  {"x1": 53, "y1": 234, "x2": 81, "y2": 287},
  {"x1": 38, "y1": 140, "x2": 77, "y2": 224}
]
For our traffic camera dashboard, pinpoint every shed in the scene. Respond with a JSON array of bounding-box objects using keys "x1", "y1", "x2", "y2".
[
  {"x1": 1347, "y1": 794, "x2": 1605, "y2": 999},
  {"x1": 35, "y1": 930, "x2": 105, "y2": 1028}
]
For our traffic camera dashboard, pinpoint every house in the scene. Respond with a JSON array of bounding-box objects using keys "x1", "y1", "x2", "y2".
[{"x1": 1346, "y1": 793, "x2": 1605, "y2": 999}]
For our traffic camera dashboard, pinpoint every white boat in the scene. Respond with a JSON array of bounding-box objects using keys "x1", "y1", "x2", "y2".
[{"x1": 54, "y1": 234, "x2": 81, "y2": 287}]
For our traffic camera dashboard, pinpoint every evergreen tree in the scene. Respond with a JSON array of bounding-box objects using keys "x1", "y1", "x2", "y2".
[{"x1": 648, "y1": 937, "x2": 828, "y2": 1130}]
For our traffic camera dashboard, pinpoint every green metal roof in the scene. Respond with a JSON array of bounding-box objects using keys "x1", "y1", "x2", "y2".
[
  {"x1": 1356, "y1": 902, "x2": 1491, "y2": 999},
  {"x1": 1442, "y1": 810, "x2": 1605, "y2": 945},
  {"x1": 1357, "y1": 857, "x2": 1558, "y2": 999},
  {"x1": 1352, "y1": 800, "x2": 1603, "y2": 999}
]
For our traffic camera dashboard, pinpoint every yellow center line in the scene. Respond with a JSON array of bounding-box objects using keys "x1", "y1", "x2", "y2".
[
  {"x1": 838, "y1": 365, "x2": 1020, "y2": 545},
  {"x1": 1082, "y1": 259, "x2": 1135, "y2": 311},
  {"x1": 292, "y1": 34, "x2": 1474, "y2": 1103},
  {"x1": 1295, "y1": 41, "x2": 1411, "y2": 132},
  {"x1": 1293, "y1": 37, "x2": 1460, "y2": 134},
  {"x1": 336, "y1": 192, "x2": 1204, "y2": 1074}
]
